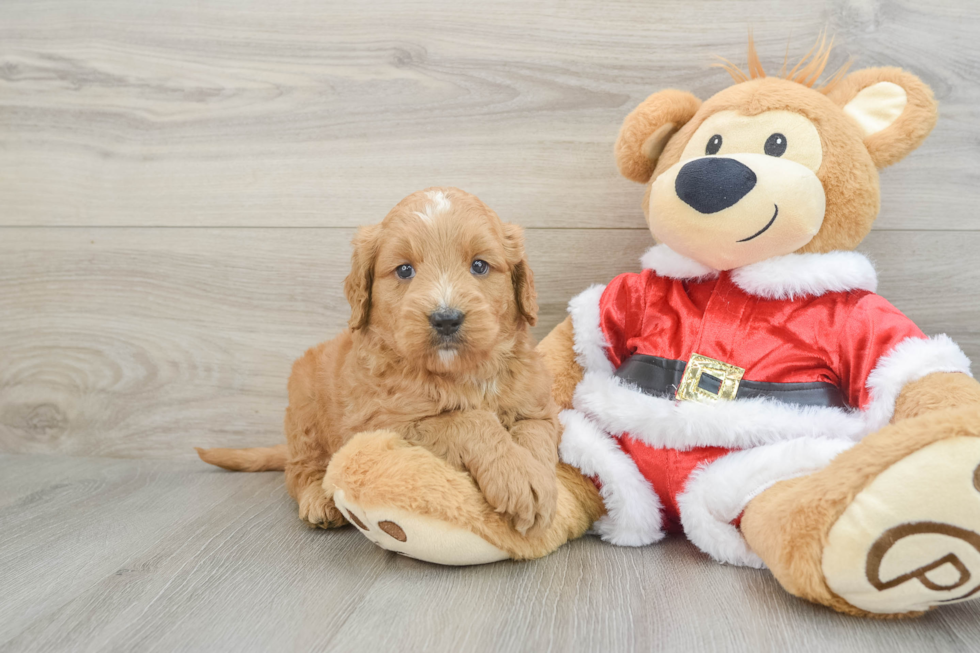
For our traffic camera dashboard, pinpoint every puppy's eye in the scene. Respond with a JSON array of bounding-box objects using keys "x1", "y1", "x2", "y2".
[
  {"x1": 395, "y1": 264, "x2": 415, "y2": 280},
  {"x1": 705, "y1": 134, "x2": 722, "y2": 155},
  {"x1": 470, "y1": 260, "x2": 490, "y2": 276},
  {"x1": 764, "y1": 133, "x2": 787, "y2": 157}
]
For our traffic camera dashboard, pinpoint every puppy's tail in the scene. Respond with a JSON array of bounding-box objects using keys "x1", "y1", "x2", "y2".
[{"x1": 195, "y1": 444, "x2": 287, "y2": 472}]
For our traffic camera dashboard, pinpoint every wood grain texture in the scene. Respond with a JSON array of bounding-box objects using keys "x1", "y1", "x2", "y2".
[
  {"x1": 1, "y1": 0, "x2": 979, "y2": 230},
  {"x1": 0, "y1": 227, "x2": 650, "y2": 457},
  {"x1": 1, "y1": 454, "x2": 979, "y2": 653},
  {"x1": 2, "y1": 228, "x2": 977, "y2": 459},
  {"x1": 2, "y1": 1, "x2": 979, "y2": 649}
]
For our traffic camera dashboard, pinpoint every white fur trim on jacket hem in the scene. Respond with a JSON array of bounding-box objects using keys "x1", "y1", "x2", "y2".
[
  {"x1": 678, "y1": 438, "x2": 855, "y2": 568},
  {"x1": 567, "y1": 284, "x2": 614, "y2": 376},
  {"x1": 640, "y1": 245, "x2": 878, "y2": 299},
  {"x1": 863, "y1": 334, "x2": 973, "y2": 433},
  {"x1": 572, "y1": 371, "x2": 867, "y2": 450},
  {"x1": 559, "y1": 409, "x2": 664, "y2": 546}
]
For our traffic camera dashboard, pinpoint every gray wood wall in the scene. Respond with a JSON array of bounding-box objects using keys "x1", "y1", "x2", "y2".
[{"x1": 2, "y1": 0, "x2": 978, "y2": 459}]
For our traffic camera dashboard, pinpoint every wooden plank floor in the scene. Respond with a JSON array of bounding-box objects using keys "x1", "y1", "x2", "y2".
[
  {"x1": 2, "y1": 0, "x2": 980, "y2": 650},
  {"x1": 2, "y1": 454, "x2": 980, "y2": 653}
]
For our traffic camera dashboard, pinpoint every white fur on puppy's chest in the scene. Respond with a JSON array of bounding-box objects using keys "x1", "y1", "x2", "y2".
[{"x1": 437, "y1": 348, "x2": 457, "y2": 365}]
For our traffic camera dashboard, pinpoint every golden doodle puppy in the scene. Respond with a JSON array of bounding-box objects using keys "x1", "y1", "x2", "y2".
[{"x1": 198, "y1": 187, "x2": 559, "y2": 536}]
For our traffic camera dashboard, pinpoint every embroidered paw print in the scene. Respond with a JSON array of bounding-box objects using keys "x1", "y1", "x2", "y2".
[{"x1": 344, "y1": 508, "x2": 408, "y2": 543}]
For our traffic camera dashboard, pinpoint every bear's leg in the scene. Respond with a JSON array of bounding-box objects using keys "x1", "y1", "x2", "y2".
[
  {"x1": 325, "y1": 430, "x2": 603, "y2": 565},
  {"x1": 741, "y1": 405, "x2": 980, "y2": 617}
]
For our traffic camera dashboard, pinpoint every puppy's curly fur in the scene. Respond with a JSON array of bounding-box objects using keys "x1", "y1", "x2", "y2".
[{"x1": 198, "y1": 188, "x2": 560, "y2": 535}]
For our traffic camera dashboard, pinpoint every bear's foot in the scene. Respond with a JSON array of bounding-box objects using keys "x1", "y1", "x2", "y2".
[
  {"x1": 743, "y1": 406, "x2": 980, "y2": 617},
  {"x1": 325, "y1": 430, "x2": 600, "y2": 566},
  {"x1": 332, "y1": 488, "x2": 509, "y2": 565},
  {"x1": 822, "y1": 435, "x2": 980, "y2": 614}
]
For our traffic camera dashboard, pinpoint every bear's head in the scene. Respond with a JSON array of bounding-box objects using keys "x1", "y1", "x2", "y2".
[{"x1": 616, "y1": 37, "x2": 938, "y2": 271}]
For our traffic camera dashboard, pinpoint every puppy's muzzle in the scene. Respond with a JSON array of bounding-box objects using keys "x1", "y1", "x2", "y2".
[
  {"x1": 429, "y1": 308, "x2": 465, "y2": 338},
  {"x1": 675, "y1": 157, "x2": 757, "y2": 214}
]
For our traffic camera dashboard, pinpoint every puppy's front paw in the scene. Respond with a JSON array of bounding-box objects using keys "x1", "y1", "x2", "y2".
[
  {"x1": 476, "y1": 450, "x2": 558, "y2": 536},
  {"x1": 298, "y1": 484, "x2": 346, "y2": 529},
  {"x1": 523, "y1": 463, "x2": 558, "y2": 538}
]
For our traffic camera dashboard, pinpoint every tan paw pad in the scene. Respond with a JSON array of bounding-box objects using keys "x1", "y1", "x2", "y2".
[{"x1": 377, "y1": 520, "x2": 407, "y2": 542}]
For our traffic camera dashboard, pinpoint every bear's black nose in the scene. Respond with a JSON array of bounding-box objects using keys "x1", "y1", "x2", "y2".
[
  {"x1": 674, "y1": 157, "x2": 757, "y2": 214},
  {"x1": 429, "y1": 309, "x2": 464, "y2": 337}
]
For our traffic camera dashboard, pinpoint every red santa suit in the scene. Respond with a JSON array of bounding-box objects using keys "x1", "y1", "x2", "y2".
[{"x1": 558, "y1": 245, "x2": 972, "y2": 567}]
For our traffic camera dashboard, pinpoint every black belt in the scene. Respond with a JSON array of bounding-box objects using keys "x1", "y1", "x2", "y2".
[{"x1": 615, "y1": 354, "x2": 848, "y2": 409}]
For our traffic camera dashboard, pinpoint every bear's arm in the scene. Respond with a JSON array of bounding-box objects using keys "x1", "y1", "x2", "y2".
[
  {"x1": 893, "y1": 371, "x2": 980, "y2": 422},
  {"x1": 536, "y1": 316, "x2": 583, "y2": 411},
  {"x1": 835, "y1": 292, "x2": 975, "y2": 424},
  {"x1": 537, "y1": 273, "x2": 651, "y2": 410}
]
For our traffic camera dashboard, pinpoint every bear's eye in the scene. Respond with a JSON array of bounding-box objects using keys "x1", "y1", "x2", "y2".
[
  {"x1": 705, "y1": 134, "x2": 723, "y2": 155},
  {"x1": 764, "y1": 133, "x2": 787, "y2": 157},
  {"x1": 470, "y1": 259, "x2": 490, "y2": 276},
  {"x1": 395, "y1": 264, "x2": 415, "y2": 280}
]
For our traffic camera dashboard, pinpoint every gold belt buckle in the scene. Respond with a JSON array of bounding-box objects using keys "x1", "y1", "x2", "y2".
[{"x1": 675, "y1": 353, "x2": 745, "y2": 403}]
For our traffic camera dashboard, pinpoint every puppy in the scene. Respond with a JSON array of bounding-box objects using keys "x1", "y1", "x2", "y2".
[{"x1": 198, "y1": 187, "x2": 559, "y2": 535}]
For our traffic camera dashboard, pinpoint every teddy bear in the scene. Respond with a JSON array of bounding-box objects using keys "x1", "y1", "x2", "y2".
[{"x1": 325, "y1": 38, "x2": 980, "y2": 618}]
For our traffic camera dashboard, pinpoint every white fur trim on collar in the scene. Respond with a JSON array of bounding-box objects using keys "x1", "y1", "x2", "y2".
[
  {"x1": 567, "y1": 284, "x2": 614, "y2": 376},
  {"x1": 639, "y1": 244, "x2": 717, "y2": 280},
  {"x1": 863, "y1": 335, "x2": 973, "y2": 433},
  {"x1": 559, "y1": 409, "x2": 664, "y2": 546},
  {"x1": 678, "y1": 438, "x2": 854, "y2": 568},
  {"x1": 731, "y1": 251, "x2": 878, "y2": 299},
  {"x1": 640, "y1": 245, "x2": 878, "y2": 299}
]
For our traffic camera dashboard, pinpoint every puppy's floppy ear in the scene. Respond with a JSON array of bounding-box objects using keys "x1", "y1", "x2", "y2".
[
  {"x1": 502, "y1": 223, "x2": 538, "y2": 326},
  {"x1": 827, "y1": 67, "x2": 938, "y2": 169},
  {"x1": 616, "y1": 90, "x2": 702, "y2": 183},
  {"x1": 344, "y1": 224, "x2": 381, "y2": 331}
]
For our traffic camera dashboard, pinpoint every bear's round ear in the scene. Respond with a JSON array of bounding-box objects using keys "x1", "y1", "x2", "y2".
[
  {"x1": 826, "y1": 67, "x2": 938, "y2": 169},
  {"x1": 615, "y1": 90, "x2": 702, "y2": 183}
]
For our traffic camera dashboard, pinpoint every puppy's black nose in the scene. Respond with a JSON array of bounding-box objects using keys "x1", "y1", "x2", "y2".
[
  {"x1": 429, "y1": 309, "x2": 464, "y2": 337},
  {"x1": 674, "y1": 157, "x2": 757, "y2": 214}
]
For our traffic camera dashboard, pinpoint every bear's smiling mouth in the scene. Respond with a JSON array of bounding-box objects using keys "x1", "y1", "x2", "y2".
[{"x1": 736, "y1": 204, "x2": 779, "y2": 243}]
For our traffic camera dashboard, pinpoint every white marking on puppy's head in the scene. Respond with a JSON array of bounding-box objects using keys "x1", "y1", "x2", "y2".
[
  {"x1": 414, "y1": 190, "x2": 452, "y2": 223},
  {"x1": 425, "y1": 190, "x2": 452, "y2": 211}
]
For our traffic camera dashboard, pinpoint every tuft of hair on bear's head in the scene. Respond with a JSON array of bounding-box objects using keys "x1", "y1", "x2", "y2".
[{"x1": 713, "y1": 31, "x2": 852, "y2": 94}]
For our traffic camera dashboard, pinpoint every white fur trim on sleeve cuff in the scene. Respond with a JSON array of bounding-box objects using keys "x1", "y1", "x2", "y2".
[
  {"x1": 567, "y1": 284, "x2": 614, "y2": 376},
  {"x1": 864, "y1": 335, "x2": 973, "y2": 433},
  {"x1": 559, "y1": 409, "x2": 664, "y2": 546},
  {"x1": 678, "y1": 438, "x2": 855, "y2": 568}
]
